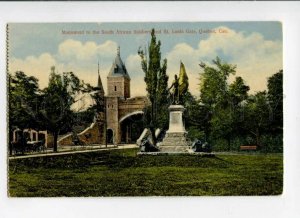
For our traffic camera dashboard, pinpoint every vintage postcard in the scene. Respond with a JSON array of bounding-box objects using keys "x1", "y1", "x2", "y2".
[{"x1": 7, "y1": 22, "x2": 283, "y2": 196}]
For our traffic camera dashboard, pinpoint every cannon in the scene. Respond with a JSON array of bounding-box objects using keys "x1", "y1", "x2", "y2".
[
  {"x1": 192, "y1": 139, "x2": 211, "y2": 153},
  {"x1": 140, "y1": 138, "x2": 159, "y2": 152}
]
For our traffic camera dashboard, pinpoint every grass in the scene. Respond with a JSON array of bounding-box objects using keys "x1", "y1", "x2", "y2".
[{"x1": 8, "y1": 148, "x2": 283, "y2": 196}]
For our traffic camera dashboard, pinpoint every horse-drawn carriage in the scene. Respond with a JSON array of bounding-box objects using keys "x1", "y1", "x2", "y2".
[
  {"x1": 10, "y1": 129, "x2": 48, "y2": 155},
  {"x1": 10, "y1": 139, "x2": 46, "y2": 155}
]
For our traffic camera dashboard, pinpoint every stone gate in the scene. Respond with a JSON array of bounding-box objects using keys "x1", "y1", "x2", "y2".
[{"x1": 59, "y1": 47, "x2": 149, "y2": 146}]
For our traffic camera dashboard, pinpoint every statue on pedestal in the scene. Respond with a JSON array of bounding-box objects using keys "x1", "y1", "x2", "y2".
[
  {"x1": 138, "y1": 61, "x2": 190, "y2": 153},
  {"x1": 168, "y1": 61, "x2": 189, "y2": 105},
  {"x1": 168, "y1": 74, "x2": 180, "y2": 104},
  {"x1": 159, "y1": 61, "x2": 190, "y2": 152}
]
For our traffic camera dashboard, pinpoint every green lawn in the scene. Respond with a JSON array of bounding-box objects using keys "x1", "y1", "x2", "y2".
[{"x1": 8, "y1": 149, "x2": 283, "y2": 196}]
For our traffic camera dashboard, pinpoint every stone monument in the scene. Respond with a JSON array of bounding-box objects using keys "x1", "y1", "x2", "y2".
[
  {"x1": 159, "y1": 104, "x2": 189, "y2": 152},
  {"x1": 159, "y1": 68, "x2": 190, "y2": 153},
  {"x1": 138, "y1": 62, "x2": 191, "y2": 154}
]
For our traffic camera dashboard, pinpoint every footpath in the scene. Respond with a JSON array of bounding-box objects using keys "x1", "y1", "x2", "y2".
[{"x1": 8, "y1": 144, "x2": 138, "y2": 160}]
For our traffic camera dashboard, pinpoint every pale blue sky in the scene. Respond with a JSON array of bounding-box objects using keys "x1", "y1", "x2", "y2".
[
  {"x1": 10, "y1": 22, "x2": 282, "y2": 60},
  {"x1": 9, "y1": 22, "x2": 283, "y2": 97}
]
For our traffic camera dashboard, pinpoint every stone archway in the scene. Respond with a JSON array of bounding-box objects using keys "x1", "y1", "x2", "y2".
[
  {"x1": 119, "y1": 111, "x2": 144, "y2": 144},
  {"x1": 119, "y1": 111, "x2": 144, "y2": 123}
]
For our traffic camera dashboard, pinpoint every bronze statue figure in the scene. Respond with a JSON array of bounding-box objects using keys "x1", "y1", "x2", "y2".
[
  {"x1": 168, "y1": 74, "x2": 180, "y2": 104},
  {"x1": 168, "y1": 62, "x2": 189, "y2": 105}
]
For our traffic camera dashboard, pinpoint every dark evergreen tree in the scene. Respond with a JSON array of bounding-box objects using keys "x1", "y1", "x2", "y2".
[
  {"x1": 138, "y1": 29, "x2": 169, "y2": 144},
  {"x1": 156, "y1": 58, "x2": 169, "y2": 129}
]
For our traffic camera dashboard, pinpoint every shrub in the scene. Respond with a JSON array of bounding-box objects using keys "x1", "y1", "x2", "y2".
[
  {"x1": 260, "y1": 134, "x2": 283, "y2": 153},
  {"x1": 187, "y1": 127, "x2": 205, "y2": 141}
]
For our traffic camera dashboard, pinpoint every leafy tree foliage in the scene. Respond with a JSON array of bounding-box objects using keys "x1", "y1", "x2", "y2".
[
  {"x1": 197, "y1": 57, "x2": 282, "y2": 152},
  {"x1": 199, "y1": 57, "x2": 236, "y2": 107},
  {"x1": 9, "y1": 71, "x2": 43, "y2": 155},
  {"x1": 9, "y1": 67, "x2": 95, "y2": 153},
  {"x1": 244, "y1": 91, "x2": 272, "y2": 147},
  {"x1": 184, "y1": 92, "x2": 210, "y2": 141},
  {"x1": 9, "y1": 71, "x2": 40, "y2": 136},
  {"x1": 267, "y1": 70, "x2": 283, "y2": 133},
  {"x1": 199, "y1": 57, "x2": 237, "y2": 148},
  {"x1": 228, "y1": 76, "x2": 250, "y2": 140},
  {"x1": 40, "y1": 67, "x2": 87, "y2": 152},
  {"x1": 229, "y1": 76, "x2": 250, "y2": 107},
  {"x1": 156, "y1": 58, "x2": 169, "y2": 129}
]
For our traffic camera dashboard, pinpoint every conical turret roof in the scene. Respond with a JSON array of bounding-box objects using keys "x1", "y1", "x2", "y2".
[{"x1": 108, "y1": 46, "x2": 130, "y2": 79}]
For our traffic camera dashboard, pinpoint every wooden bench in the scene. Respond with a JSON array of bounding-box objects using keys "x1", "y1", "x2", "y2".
[{"x1": 240, "y1": 145, "x2": 257, "y2": 151}]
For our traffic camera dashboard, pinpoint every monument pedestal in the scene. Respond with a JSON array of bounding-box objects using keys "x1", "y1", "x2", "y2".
[{"x1": 159, "y1": 105, "x2": 190, "y2": 153}]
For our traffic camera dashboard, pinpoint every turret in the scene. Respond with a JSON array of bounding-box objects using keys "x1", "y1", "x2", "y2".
[{"x1": 107, "y1": 46, "x2": 130, "y2": 98}]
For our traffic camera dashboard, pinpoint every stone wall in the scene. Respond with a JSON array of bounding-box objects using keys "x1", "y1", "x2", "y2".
[
  {"x1": 58, "y1": 112, "x2": 106, "y2": 146},
  {"x1": 57, "y1": 133, "x2": 72, "y2": 146},
  {"x1": 118, "y1": 96, "x2": 149, "y2": 119}
]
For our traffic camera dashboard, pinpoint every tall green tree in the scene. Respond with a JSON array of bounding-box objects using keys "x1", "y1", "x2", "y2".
[
  {"x1": 199, "y1": 57, "x2": 236, "y2": 107},
  {"x1": 138, "y1": 29, "x2": 168, "y2": 143},
  {"x1": 228, "y1": 76, "x2": 250, "y2": 139},
  {"x1": 210, "y1": 106, "x2": 234, "y2": 149},
  {"x1": 9, "y1": 71, "x2": 41, "y2": 155},
  {"x1": 184, "y1": 92, "x2": 210, "y2": 141},
  {"x1": 244, "y1": 91, "x2": 272, "y2": 147},
  {"x1": 199, "y1": 57, "x2": 236, "y2": 147},
  {"x1": 229, "y1": 76, "x2": 250, "y2": 107},
  {"x1": 40, "y1": 67, "x2": 85, "y2": 152},
  {"x1": 156, "y1": 58, "x2": 169, "y2": 129},
  {"x1": 9, "y1": 71, "x2": 40, "y2": 137},
  {"x1": 267, "y1": 70, "x2": 283, "y2": 133}
]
